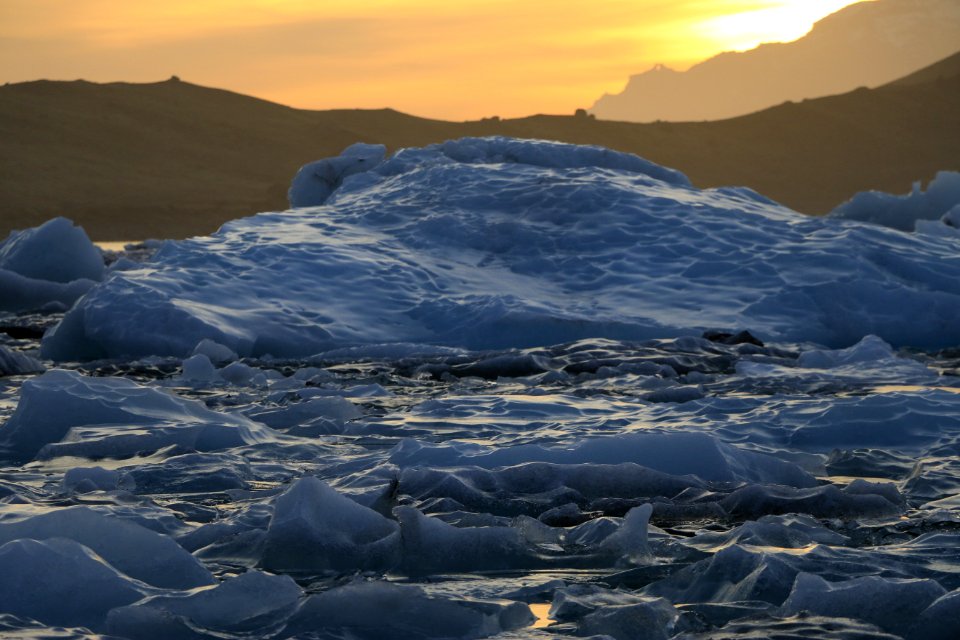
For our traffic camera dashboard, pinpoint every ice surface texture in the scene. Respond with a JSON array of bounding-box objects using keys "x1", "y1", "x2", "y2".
[
  {"x1": 0, "y1": 217, "x2": 103, "y2": 312},
  {"x1": 41, "y1": 138, "x2": 960, "y2": 361},
  {"x1": 2, "y1": 334, "x2": 960, "y2": 638}
]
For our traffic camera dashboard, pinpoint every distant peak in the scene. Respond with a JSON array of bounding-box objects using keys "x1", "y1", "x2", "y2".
[{"x1": 591, "y1": 0, "x2": 960, "y2": 122}]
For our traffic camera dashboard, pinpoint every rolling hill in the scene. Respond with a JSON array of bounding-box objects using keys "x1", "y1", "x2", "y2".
[{"x1": 1, "y1": 53, "x2": 958, "y2": 240}]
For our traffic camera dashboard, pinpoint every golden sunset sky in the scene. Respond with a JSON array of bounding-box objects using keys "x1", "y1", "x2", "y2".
[{"x1": 1, "y1": 0, "x2": 863, "y2": 119}]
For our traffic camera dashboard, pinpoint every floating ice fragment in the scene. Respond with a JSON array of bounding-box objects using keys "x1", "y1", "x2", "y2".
[
  {"x1": 683, "y1": 514, "x2": 849, "y2": 552},
  {"x1": 674, "y1": 612, "x2": 901, "y2": 639},
  {"x1": 830, "y1": 171, "x2": 960, "y2": 232},
  {"x1": 782, "y1": 573, "x2": 946, "y2": 636},
  {"x1": 643, "y1": 385, "x2": 705, "y2": 403},
  {"x1": 389, "y1": 136, "x2": 691, "y2": 187},
  {"x1": 219, "y1": 360, "x2": 257, "y2": 385},
  {"x1": 106, "y1": 570, "x2": 302, "y2": 639},
  {"x1": 0, "y1": 217, "x2": 104, "y2": 312},
  {"x1": 391, "y1": 431, "x2": 816, "y2": 487},
  {"x1": 783, "y1": 390, "x2": 960, "y2": 451},
  {"x1": 262, "y1": 476, "x2": 400, "y2": 574},
  {"x1": 246, "y1": 396, "x2": 361, "y2": 430},
  {"x1": 0, "y1": 506, "x2": 215, "y2": 589},
  {"x1": 564, "y1": 517, "x2": 623, "y2": 548},
  {"x1": 282, "y1": 580, "x2": 533, "y2": 639},
  {"x1": 191, "y1": 338, "x2": 238, "y2": 363},
  {"x1": 60, "y1": 466, "x2": 124, "y2": 494},
  {"x1": 720, "y1": 482, "x2": 902, "y2": 519},
  {"x1": 577, "y1": 596, "x2": 678, "y2": 640},
  {"x1": 0, "y1": 217, "x2": 103, "y2": 284},
  {"x1": 0, "y1": 345, "x2": 44, "y2": 376},
  {"x1": 598, "y1": 504, "x2": 653, "y2": 562},
  {"x1": 643, "y1": 545, "x2": 799, "y2": 605},
  {"x1": 0, "y1": 369, "x2": 273, "y2": 463},
  {"x1": 798, "y1": 335, "x2": 909, "y2": 369},
  {"x1": 549, "y1": 584, "x2": 649, "y2": 621},
  {"x1": 395, "y1": 506, "x2": 537, "y2": 575},
  {"x1": 0, "y1": 538, "x2": 148, "y2": 630},
  {"x1": 0, "y1": 269, "x2": 98, "y2": 314},
  {"x1": 398, "y1": 461, "x2": 702, "y2": 518},
  {"x1": 121, "y1": 452, "x2": 251, "y2": 494},
  {"x1": 288, "y1": 142, "x2": 386, "y2": 207},
  {"x1": 179, "y1": 353, "x2": 218, "y2": 381},
  {"x1": 911, "y1": 588, "x2": 960, "y2": 640}
]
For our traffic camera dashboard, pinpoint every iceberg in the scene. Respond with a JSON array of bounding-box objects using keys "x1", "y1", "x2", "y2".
[
  {"x1": 39, "y1": 138, "x2": 960, "y2": 361},
  {"x1": 830, "y1": 171, "x2": 960, "y2": 232},
  {"x1": 261, "y1": 476, "x2": 401, "y2": 574},
  {"x1": 0, "y1": 217, "x2": 104, "y2": 312}
]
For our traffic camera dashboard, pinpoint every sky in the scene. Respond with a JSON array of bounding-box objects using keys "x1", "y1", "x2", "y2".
[{"x1": 1, "y1": 0, "x2": 864, "y2": 120}]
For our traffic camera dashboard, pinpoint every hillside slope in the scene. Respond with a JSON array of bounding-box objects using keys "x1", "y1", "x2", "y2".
[{"x1": 1, "y1": 60, "x2": 957, "y2": 239}]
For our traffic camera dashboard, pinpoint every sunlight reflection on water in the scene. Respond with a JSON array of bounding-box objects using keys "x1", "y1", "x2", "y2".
[
  {"x1": 872, "y1": 385, "x2": 960, "y2": 394},
  {"x1": 95, "y1": 241, "x2": 138, "y2": 251},
  {"x1": 528, "y1": 603, "x2": 553, "y2": 629}
]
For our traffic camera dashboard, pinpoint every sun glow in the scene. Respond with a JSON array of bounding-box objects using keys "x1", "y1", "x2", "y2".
[
  {"x1": 694, "y1": 1, "x2": 866, "y2": 51},
  {"x1": 0, "y1": 0, "x2": 865, "y2": 119}
]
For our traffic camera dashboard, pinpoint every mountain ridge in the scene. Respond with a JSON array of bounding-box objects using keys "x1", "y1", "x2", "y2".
[
  {"x1": 590, "y1": 0, "x2": 960, "y2": 122},
  {"x1": 1, "y1": 52, "x2": 958, "y2": 239}
]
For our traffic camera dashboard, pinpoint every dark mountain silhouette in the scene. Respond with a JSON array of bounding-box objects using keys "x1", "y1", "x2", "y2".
[
  {"x1": 1, "y1": 52, "x2": 958, "y2": 240},
  {"x1": 590, "y1": 0, "x2": 960, "y2": 122}
]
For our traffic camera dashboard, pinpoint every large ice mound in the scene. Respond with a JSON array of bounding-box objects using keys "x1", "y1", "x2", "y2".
[{"x1": 40, "y1": 137, "x2": 960, "y2": 360}]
